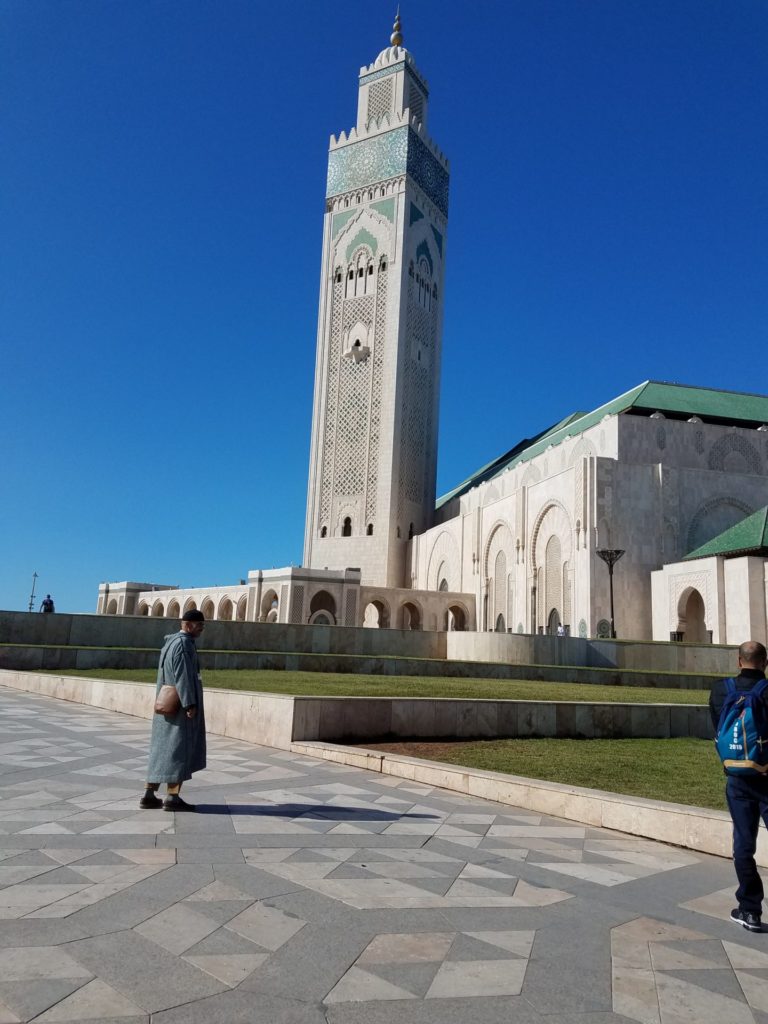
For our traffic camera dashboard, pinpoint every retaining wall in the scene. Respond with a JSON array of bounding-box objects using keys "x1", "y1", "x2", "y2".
[{"x1": 0, "y1": 669, "x2": 712, "y2": 745}]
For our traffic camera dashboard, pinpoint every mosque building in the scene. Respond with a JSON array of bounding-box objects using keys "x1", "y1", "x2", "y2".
[{"x1": 97, "y1": 17, "x2": 768, "y2": 646}]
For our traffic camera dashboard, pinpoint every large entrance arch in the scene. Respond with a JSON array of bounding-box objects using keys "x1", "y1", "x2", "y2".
[
  {"x1": 547, "y1": 608, "x2": 561, "y2": 634},
  {"x1": 677, "y1": 587, "x2": 709, "y2": 643}
]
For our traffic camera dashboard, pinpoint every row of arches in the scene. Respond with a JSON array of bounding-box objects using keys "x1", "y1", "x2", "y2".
[
  {"x1": 132, "y1": 595, "x2": 249, "y2": 621},
  {"x1": 363, "y1": 597, "x2": 467, "y2": 631}
]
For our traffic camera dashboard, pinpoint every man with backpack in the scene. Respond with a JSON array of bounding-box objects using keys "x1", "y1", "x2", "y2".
[{"x1": 710, "y1": 640, "x2": 768, "y2": 932}]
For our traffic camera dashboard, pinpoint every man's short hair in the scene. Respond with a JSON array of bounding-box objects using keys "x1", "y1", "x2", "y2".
[
  {"x1": 181, "y1": 609, "x2": 205, "y2": 623},
  {"x1": 739, "y1": 640, "x2": 767, "y2": 666}
]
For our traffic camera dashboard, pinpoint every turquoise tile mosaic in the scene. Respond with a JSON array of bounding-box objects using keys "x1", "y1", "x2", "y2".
[
  {"x1": 346, "y1": 227, "x2": 378, "y2": 261},
  {"x1": 331, "y1": 208, "x2": 359, "y2": 238},
  {"x1": 371, "y1": 197, "x2": 395, "y2": 222},
  {"x1": 327, "y1": 127, "x2": 449, "y2": 216}
]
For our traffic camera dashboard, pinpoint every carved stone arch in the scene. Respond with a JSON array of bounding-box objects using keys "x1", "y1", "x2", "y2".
[
  {"x1": 333, "y1": 208, "x2": 393, "y2": 268},
  {"x1": 363, "y1": 595, "x2": 391, "y2": 629},
  {"x1": 445, "y1": 602, "x2": 470, "y2": 631},
  {"x1": 521, "y1": 462, "x2": 541, "y2": 487},
  {"x1": 427, "y1": 530, "x2": 460, "y2": 591},
  {"x1": 483, "y1": 521, "x2": 514, "y2": 579},
  {"x1": 686, "y1": 496, "x2": 754, "y2": 553},
  {"x1": 530, "y1": 501, "x2": 573, "y2": 572},
  {"x1": 708, "y1": 432, "x2": 761, "y2": 474},
  {"x1": 569, "y1": 437, "x2": 597, "y2": 467}
]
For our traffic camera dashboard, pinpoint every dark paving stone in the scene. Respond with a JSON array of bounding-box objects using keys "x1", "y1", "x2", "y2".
[{"x1": 64, "y1": 929, "x2": 227, "y2": 1013}]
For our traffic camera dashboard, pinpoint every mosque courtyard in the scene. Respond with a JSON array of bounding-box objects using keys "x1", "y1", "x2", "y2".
[{"x1": 0, "y1": 684, "x2": 767, "y2": 1023}]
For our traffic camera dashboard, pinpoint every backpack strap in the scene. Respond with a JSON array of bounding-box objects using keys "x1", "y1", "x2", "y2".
[
  {"x1": 751, "y1": 678, "x2": 768, "y2": 700},
  {"x1": 723, "y1": 678, "x2": 737, "y2": 696}
]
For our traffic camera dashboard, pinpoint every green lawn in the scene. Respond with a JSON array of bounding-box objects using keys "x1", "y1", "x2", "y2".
[
  {"x1": 46, "y1": 667, "x2": 709, "y2": 704},
  {"x1": 364, "y1": 737, "x2": 727, "y2": 810}
]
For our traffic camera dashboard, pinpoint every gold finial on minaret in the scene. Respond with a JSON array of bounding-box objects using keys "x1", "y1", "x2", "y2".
[{"x1": 390, "y1": 7, "x2": 403, "y2": 47}]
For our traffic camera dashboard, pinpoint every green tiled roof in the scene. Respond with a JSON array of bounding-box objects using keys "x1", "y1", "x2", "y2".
[
  {"x1": 437, "y1": 380, "x2": 768, "y2": 510},
  {"x1": 684, "y1": 506, "x2": 768, "y2": 560}
]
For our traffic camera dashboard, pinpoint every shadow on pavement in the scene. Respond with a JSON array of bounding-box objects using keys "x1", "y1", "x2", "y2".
[{"x1": 194, "y1": 802, "x2": 439, "y2": 820}]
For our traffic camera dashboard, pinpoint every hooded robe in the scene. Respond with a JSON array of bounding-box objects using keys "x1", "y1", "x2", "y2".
[{"x1": 147, "y1": 631, "x2": 207, "y2": 783}]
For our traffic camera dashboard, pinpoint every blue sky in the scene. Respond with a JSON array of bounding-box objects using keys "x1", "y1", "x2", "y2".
[{"x1": 2, "y1": 1, "x2": 766, "y2": 613}]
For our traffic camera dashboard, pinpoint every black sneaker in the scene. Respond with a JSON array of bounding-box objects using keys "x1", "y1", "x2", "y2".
[
  {"x1": 139, "y1": 793, "x2": 163, "y2": 810},
  {"x1": 731, "y1": 908, "x2": 762, "y2": 932},
  {"x1": 163, "y1": 795, "x2": 196, "y2": 813}
]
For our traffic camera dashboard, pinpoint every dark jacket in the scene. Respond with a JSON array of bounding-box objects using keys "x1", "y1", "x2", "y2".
[{"x1": 709, "y1": 668, "x2": 767, "y2": 731}]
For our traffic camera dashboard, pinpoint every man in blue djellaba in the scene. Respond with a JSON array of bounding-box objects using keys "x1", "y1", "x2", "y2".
[{"x1": 140, "y1": 609, "x2": 207, "y2": 812}]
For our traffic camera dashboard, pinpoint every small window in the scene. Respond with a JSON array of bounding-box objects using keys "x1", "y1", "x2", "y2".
[
  {"x1": 396, "y1": 526, "x2": 401, "y2": 538},
  {"x1": 408, "y1": 522, "x2": 414, "y2": 540},
  {"x1": 366, "y1": 523, "x2": 373, "y2": 535},
  {"x1": 342, "y1": 517, "x2": 352, "y2": 537},
  {"x1": 348, "y1": 269, "x2": 354, "y2": 280},
  {"x1": 368, "y1": 265, "x2": 373, "y2": 275},
  {"x1": 320, "y1": 526, "x2": 327, "y2": 538},
  {"x1": 380, "y1": 260, "x2": 387, "y2": 271},
  {"x1": 358, "y1": 267, "x2": 364, "y2": 277},
  {"x1": 335, "y1": 271, "x2": 342, "y2": 283}
]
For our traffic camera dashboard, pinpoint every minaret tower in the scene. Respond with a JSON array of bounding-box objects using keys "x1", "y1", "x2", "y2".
[{"x1": 304, "y1": 14, "x2": 450, "y2": 588}]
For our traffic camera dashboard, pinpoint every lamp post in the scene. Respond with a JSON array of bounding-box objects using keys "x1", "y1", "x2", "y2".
[
  {"x1": 596, "y1": 549, "x2": 625, "y2": 639},
  {"x1": 28, "y1": 571, "x2": 38, "y2": 613}
]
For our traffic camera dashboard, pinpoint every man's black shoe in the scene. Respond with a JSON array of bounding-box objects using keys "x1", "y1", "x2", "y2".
[
  {"x1": 139, "y1": 793, "x2": 163, "y2": 810},
  {"x1": 731, "y1": 908, "x2": 762, "y2": 932},
  {"x1": 163, "y1": 795, "x2": 196, "y2": 813}
]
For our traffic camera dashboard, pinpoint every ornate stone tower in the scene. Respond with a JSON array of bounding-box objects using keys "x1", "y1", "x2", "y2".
[{"x1": 304, "y1": 15, "x2": 450, "y2": 588}]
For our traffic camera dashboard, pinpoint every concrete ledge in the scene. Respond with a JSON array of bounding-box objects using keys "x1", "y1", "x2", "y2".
[
  {"x1": 0, "y1": 670, "x2": 296, "y2": 750},
  {"x1": 290, "y1": 739, "x2": 767, "y2": 866}
]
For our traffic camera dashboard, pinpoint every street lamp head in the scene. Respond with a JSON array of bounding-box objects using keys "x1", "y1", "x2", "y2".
[{"x1": 596, "y1": 549, "x2": 625, "y2": 568}]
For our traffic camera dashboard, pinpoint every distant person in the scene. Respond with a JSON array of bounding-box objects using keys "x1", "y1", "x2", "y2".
[
  {"x1": 556, "y1": 623, "x2": 565, "y2": 638},
  {"x1": 710, "y1": 640, "x2": 768, "y2": 932},
  {"x1": 40, "y1": 595, "x2": 55, "y2": 613},
  {"x1": 140, "y1": 609, "x2": 207, "y2": 812}
]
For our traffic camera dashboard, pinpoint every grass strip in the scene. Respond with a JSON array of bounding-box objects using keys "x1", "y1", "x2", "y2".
[
  {"x1": 362, "y1": 737, "x2": 727, "y2": 810},
  {"x1": 43, "y1": 667, "x2": 709, "y2": 704}
]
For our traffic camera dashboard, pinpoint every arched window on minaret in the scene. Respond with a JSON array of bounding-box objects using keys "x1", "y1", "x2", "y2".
[{"x1": 342, "y1": 517, "x2": 352, "y2": 537}]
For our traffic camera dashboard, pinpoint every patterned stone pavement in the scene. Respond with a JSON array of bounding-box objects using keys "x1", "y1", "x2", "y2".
[{"x1": 1, "y1": 685, "x2": 768, "y2": 1023}]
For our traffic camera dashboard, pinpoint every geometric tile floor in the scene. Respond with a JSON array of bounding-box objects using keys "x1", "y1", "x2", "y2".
[{"x1": 1, "y1": 685, "x2": 768, "y2": 1023}]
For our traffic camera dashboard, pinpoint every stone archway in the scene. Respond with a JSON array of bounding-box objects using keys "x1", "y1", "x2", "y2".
[
  {"x1": 260, "y1": 589, "x2": 278, "y2": 622},
  {"x1": 677, "y1": 587, "x2": 709, "y2": 643},
  {"x1": 218, "y1": 597, "x2": 233, "y2": 621},
  {"x1": 200, "y1": 598, "x2": 215, "y2": 621},
  {"x1": 167, "y1": 600, "x2": 181, "y2": 619},
  {"x1": 400, "y1": 602, "x2": 422, "y2": 631},
  {"x1": 364, "y1": 600, "x2": 390, "y2": 628},
  {"x1": 547, "y1": 607, "x2": 561, "y2": 635},
  {"x1": 309, "y1": 590, "x2": 337, "y2": 623},
  {"x1": 446, "y1": 605, "x2": 466, "y2": 631},
  {"x1": 106, "y1": 599, "x2": 118, "y2": 615}
]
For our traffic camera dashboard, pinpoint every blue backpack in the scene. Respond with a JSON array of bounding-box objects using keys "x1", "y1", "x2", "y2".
[{"x1": 715, "y1": 678, "x2": 768, "y2": 776}]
